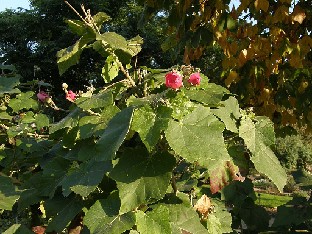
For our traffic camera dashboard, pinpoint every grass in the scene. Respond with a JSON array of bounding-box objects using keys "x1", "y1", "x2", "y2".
[{"x1": 256, "y1": 193, "x2": 293, "y2": 208}]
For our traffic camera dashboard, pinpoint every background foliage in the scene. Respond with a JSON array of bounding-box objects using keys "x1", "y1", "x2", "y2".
[{"x1": 0, "y1": 0, "x2": 311, "y2": 233}]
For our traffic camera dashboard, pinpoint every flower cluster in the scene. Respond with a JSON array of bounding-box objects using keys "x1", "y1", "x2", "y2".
[
  {"x1": 66, "y1": 90, "x2": 76, "y2": 102},
  {"x1": 37, "y1": 91, "x2": 50, "y2": 102},
  {"x1": 165, "y1": 72, "x2": 183, "y2": 89},
  {"x1": 165, "y1": 66, "x2": 201, "y2": 90},
  {"x1": 62, "y1": 83, "x2": 76, "y2": 102}
]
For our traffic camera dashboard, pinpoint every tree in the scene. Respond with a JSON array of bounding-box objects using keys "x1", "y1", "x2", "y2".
[
  {"x1": 0, "y1": 0, "x2": 175, "y2": 95},
  {"x1": 138, "y1": 0, "x2": 312, "y2": 130}
]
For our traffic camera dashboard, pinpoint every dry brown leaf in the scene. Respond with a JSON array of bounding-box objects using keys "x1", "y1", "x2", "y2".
[
  {"x1": 254, "y1": 0, "x2": 269, "y2": 12},
  {"x1": 292, "y1": 6, "x2": 306, "y2": 24},
  {"x1": 194, "y1": 194, "x2": 211, "y2": 217}
]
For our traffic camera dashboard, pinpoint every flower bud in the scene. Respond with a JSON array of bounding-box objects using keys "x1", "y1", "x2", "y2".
[
  {"x1": 66, "y1": 90, "x2": 76, "y2": 102},
  {"x1": 165, "y1": 72, "x2": 183, "y2": 89},
  {"x1": 37, "y1": 91, "x2": 50, "y2": 102},
  {"x1": 188, "y1": 72, "x2": 201, "y2": 86}
]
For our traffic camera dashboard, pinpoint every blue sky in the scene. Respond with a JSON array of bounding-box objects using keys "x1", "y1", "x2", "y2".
[
  {"x1": 0, "y1": 0, "x2": 240, "y2": 12},
  {"x1": 0, "y1": 0, "x2": 30, "y2": 11}
]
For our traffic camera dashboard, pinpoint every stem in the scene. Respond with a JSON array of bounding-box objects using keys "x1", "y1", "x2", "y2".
[
  {"x1": 171, "y1": 173, "x2": 178, "y2": 195},
  {"x1": 115, "y1": 59, "x2": 136, "y2": 87},
  {"x1": 64, "y1": 1, "x2": 88, "y2": 25}
]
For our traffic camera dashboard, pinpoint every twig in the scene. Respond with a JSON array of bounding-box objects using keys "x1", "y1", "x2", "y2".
[{"x1": 64, "y1": 1, "x2": 88, "y2": 25}]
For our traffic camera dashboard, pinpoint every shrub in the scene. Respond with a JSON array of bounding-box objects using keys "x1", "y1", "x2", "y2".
[{"x1": 275, "y1": 134, "x2": 312, "y2": 171}]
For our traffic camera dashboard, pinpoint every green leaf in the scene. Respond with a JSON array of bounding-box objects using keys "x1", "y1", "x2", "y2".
[
  {"x1": 60, "y1": 159, "x2": 112, "y2": 197},
  {"x1": 97, "y1": 32, "x2": 128, "y2": 50},
  {"x1": 109, "y1": 148, "x2": 176, "y2": 214},
  {"x1": 49, "y1": 107, "x2": 83, "y2": 134},
  {"x1": 0, "y1": 175, "x2": 20, "y2": 210},
  {"x1": 66, "y1": 19, "x2": 87, "y2": 36},
  {"x1": 211, "y1": 96, "x2": 240, "y2": 133},
  {"x1": 8, "y1": 91, "x2": 38, "y2": 113},
  {"x1": 239, "y1": 117, "x2": 287, "y2": 192},
  {"x1": 93, "y1": 12, "x2": 111, "y2": 27},
  {"x1": 239, "y1": 203, "x2": 270, "y2": 231},
  {"x1": 167, "y1": 91, "x2": 198, "y2": 120},
  {"x1": 45, "y1": 194, "x2": 83, "y2": 233},
  {"x1": 166, "y1": 106, "x2": 230, "y2": 172},
  {"x1": 166, "y1": 204, "x2": 207, "y2": 234},
  {"x1": 131, "y1": 105, "x2": 172, "y2": 151},
  {"x1": 78, "y1": 105, "x2": 120, "y2": 139},
  {"x1": 95, "y1": 107, "x2": 133, "y2": 161},
  {"x1": 42, "y1": 157, "x2": 72, "y2": 197},
  {"x1": 3, "y1": 224, "x2": 33, "y2": 234},
  {"x1": 221, "y1": 179, "x2": 257, "y2": 207},
  {"x1": 84, "y1": 192, "x2": 135, "y2": 234},
  {"x1": 0, "y1": 76, "x2": 20, "y2": 96},
  {"x1": 184, "y1": 83, "x2": 229, "y2": 106},
  {"x1": 127, "y1": 35, "x2": 143, "y2": 56},
  {"x1": 273, "y1": 197, "x2": 312, "y2": 228},
  {"x1": 57, "y1": 35, "x2": 94, "y2": 75},
  {"x1": 206, "y1": 199, "x2": 232, "y2": 234},
  {"x1": 136, "y1": 205, "x2": 171, "y2": 234},
  {"x1": 96, "y1": 32, "x2": 143, "y2": 63},
  {"x1": 35, "y1": 113, "x2": 49, "y2": 129},
  {"x1": 102, "y1": 55, "x2": 119, "y2": 83},
  {"x1": 0, "y1": 111, "x2": 12, "y2": 120},
  {"x1": 75, "y1": 91, "x2": 113, "y2": 111}
]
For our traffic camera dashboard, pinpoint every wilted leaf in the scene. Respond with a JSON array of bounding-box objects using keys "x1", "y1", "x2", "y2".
[
  {"x1": 254, "y1": 0, "x2": 269, "y2": 12},
  {"x1": 209, "y1": 161, "x2": 243, "y2": 194},
  {"x1": 292, "y1": 6, "x2": 306, "y2": 24}
]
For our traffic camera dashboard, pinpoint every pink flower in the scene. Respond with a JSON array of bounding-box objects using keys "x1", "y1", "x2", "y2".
[
  {"x1": 165, "y1": 72, "x2": 183, "y2": 89},
  {"x1": 37, "y1": 91, "x2": 50, "y2": 102},
  {"x1": 66, "y1": 90, "x2": 76, "y2": 102},
  {"x1": 188, "y1": 72, "x2": 201, "y2": 86}
]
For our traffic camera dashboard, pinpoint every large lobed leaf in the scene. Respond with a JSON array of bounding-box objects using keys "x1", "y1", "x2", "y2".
[
  {"x1": 84, "y1": 192, "x2": 135, "y2": 234},
  {"x1": 95, "y1": 107, "x2": 133, "y2": 161},
  {"x1": 75, "y1": 90, "x2": 113, "y2": 111},
  {"x1": 44, "y1": 194, "x2": 83, "y2": 233},
  {"x1": 239, "y1": 116, "x2": 287, "y2": 192},
  {"x1": 184, "y1": 83, "x2": 229, "y2": 106},
  {"x1": 8, "y1": 91, "x2": 38, "y2": 113},
  {"x1": 0, "y1": 175, "x2": 21, "y2": 211},
  {"x1": 166, "y1": 203, "x2": 207, "y2": 234},
  {"x1": 0, "y1": 76, "x2": 20, "y2": 96},
  {"x1": 109, "y1": 148, "x2": 176, "y2": 214},
  {"x1": 60, "y1": 159, "x2": 112, "y2": 197},
  {"x1": 57, "y1": 35, "x2": 94, "y2": 75},
  {"x1": 166, "y1": 106, "x2": 230, "y2": 172},
  {"x1": 211, "y1": 96, "x2": 241, "y2": 133},
  {"x1": 131, "y1": 105, "x2": 172, "y2": 151},
  {"x1": 136, "y1": 205, "x2": 171, "y2": 234},
  {"x1": 3, "y1": 224, "x2": 33, "y2": 234},
  {"x1": 205, "y1": 199, "x2": 232, "y2": 234}
]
